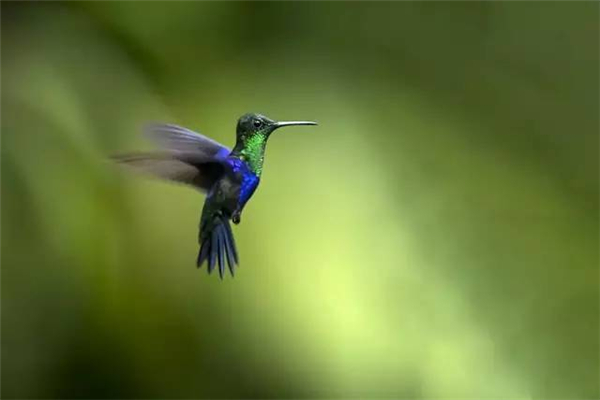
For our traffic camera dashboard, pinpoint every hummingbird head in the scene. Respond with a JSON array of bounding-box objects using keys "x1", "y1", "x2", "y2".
[
  {"x1": 236, "y1": 113, "x2": 317, "y2": 143},
  {"x1": 233, "y1": 113, "x2": 317, "y2": 176}
]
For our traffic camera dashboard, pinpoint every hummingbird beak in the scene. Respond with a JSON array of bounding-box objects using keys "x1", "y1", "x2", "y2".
[{"x1": 274, "y1": 120, "x2": 318, "y2": 129}]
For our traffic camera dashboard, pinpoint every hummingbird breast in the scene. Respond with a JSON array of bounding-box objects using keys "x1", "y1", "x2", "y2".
[{"x1": 214, "y1": 157, "x2": 260, "y2": 216}]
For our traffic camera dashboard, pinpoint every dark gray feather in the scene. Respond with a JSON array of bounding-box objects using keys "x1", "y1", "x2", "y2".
[
  {"x1": 224, "y1": 219, "x2": 238, "y2": 264},
  {"x1": 217, "y1": 226, "x2": 225, "y2": 279},
  {"x1": 197, "y1": 238, "x2": 209, "y2": 267},
  {"x1": 112, "y1": 151, "x2": 225, "y2": 191},
  {"x1": 222, "y1": 224, "x2": 236, "y2": 276},
  {"x1": 208, "y1": 230, "x2": 218, "y2": 274},
  {"x1": 144, "y1": 123, "x2": 230, "y2": 158}
]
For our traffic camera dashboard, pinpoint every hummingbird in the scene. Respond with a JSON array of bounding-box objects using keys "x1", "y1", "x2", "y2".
[{"x1": 113, "y1": 113, "x2": 317, "y2": 278}]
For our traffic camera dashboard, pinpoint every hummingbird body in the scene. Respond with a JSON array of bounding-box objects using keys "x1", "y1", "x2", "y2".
[{"x1": 114, "y1": 113, "x2": 317, "y2": 278}]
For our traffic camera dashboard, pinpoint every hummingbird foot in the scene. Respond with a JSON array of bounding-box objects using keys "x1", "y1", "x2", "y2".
[{"x1": 231, "y1": 210, "x2": 241, "y2": 225}]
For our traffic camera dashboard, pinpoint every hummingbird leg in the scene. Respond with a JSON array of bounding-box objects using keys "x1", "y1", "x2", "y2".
[{"x1": 231, "y1": 209, "x2": 241, "y2": 225}]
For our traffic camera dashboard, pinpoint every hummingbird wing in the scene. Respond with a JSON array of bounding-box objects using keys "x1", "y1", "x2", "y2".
[
  {"x1": 112, "y1": 151, "x2": 226, "y2": 191},
  {"x1": 113, "y1": 123, "x2": 232, "y2": 191},
  {"x1": 144, "y1": 123, "x2": 231, "y2": 158}
]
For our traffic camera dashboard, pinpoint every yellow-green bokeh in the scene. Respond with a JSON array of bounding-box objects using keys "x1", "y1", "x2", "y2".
[{"x1": 1, "y1": 2, "x2": 598, "y2": 399}]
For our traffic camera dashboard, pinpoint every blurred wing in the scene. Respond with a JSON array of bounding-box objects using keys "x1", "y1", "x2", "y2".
[
  {"x1": 112, "y1": 151, "x2": 226, "y2": 191},
  {"x1": 144, "y1": 123, "x2": 231, "y2": 158}
]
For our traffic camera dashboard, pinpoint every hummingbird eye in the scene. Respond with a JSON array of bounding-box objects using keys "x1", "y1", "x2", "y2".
[{"x1": 253, "y1": 119, "x2": 262, "y2": 128}]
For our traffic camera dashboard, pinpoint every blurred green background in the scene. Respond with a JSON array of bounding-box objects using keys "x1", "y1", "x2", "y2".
[{"x1": 1, "y1": 2, "x2": 598, "y2": 399}]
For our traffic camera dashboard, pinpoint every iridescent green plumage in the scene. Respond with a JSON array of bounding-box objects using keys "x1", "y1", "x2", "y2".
[{"x1": 232, "y1": 131, "x2": 268, "y2": 176}]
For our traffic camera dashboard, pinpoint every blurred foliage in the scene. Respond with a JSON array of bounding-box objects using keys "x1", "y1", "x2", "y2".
[{"x1": 1, "y1": 2, "x2": 598, "y2": 399}]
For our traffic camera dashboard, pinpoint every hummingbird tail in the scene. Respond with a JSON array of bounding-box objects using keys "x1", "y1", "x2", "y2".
[{"x1": 197, "y1": 215, "x2": 238, "y2": 278}]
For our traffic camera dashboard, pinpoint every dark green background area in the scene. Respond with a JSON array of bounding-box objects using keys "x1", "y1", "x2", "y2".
[{"x1": 1, "y1": 1, "x2": 598, "y2": 398}]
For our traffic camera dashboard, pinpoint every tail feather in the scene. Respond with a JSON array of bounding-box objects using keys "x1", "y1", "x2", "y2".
[
  {"x1": 221, "y1": 226, "x2": 236, "y2": 277},
  {"x1": 197, "y1": 238, "x2": 210, "y2": 266},
  {"x1": 197, "y1": 215, "x2": 238, "y2": 277},
  {"x1": 208, "y1": 231, "x2": 218, "y2": 274},
  {"x1": 217, "y1": 227, "x2": 226, "y2": 279},
  {"x1": 224, "y1": 219, "x2": 239, "y2": 264}
]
